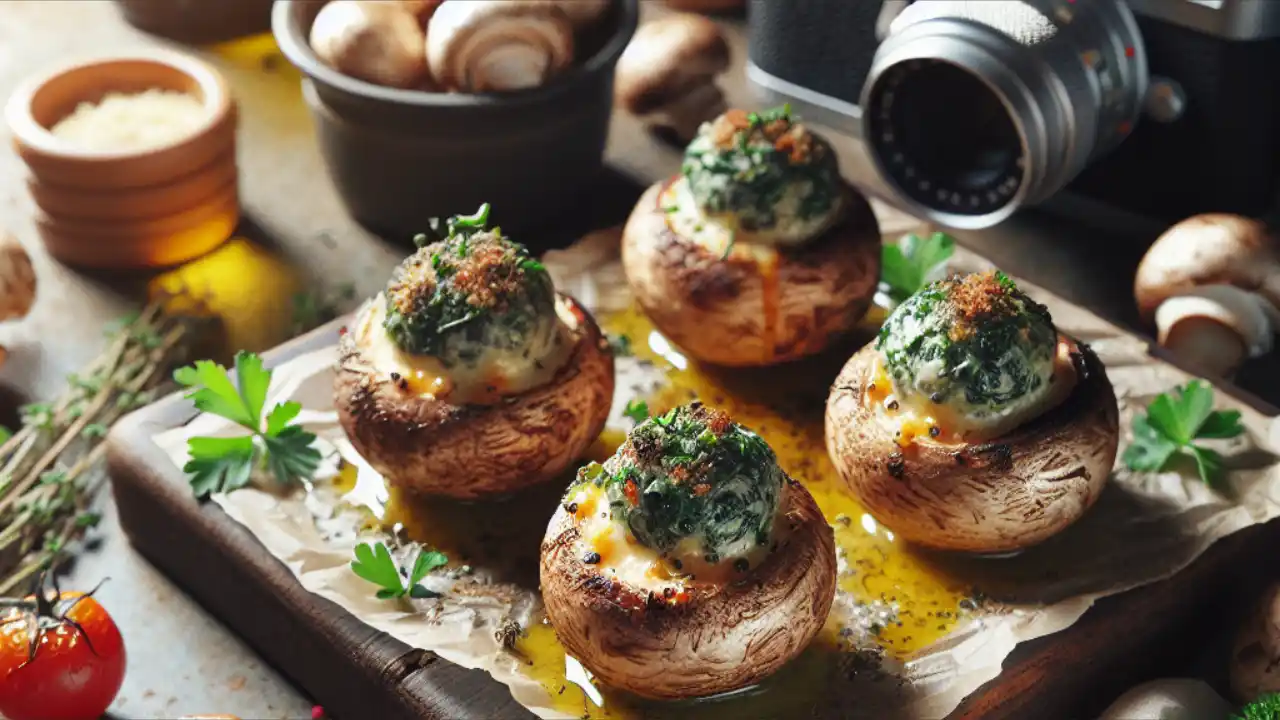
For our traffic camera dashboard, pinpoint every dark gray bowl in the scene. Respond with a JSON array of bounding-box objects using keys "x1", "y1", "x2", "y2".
[{"x1": 273, "y1": 0, "x2": 638, "y2": 244}]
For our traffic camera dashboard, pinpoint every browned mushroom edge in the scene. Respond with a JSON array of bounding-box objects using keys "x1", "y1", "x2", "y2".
[
  {"x1": 824, "y1": 336, "x2": 1120, "y2": 554},
  {"x1": 539, "y1": 475, "x2": 835, "y2": 700},
  {"x1": 620, "y1": 177, "x2": 880, "y2": 367},
  {"x1": 334, "y1": 293, "x2": 614, "y2": 499}
]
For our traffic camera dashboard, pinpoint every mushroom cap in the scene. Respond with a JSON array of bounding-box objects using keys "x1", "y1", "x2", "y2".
[
  {"x1": 0, "y1": 238, "x2": 36, "y2": 323},
  {"x1": 615, "y1": 14, "x2": 730, "y2": 116},
  {"x1": 309, "y1": 0, "x2": 428, "y2": 89},
  {"x1": 399, "y1": 0, "x2": 443, "y2": 25},
  {"x1": 1135, "y1": 213, "x2": 1280, "y2": 322},
  {"x1": 620, "y1": 179, "x2": 881, "y2": 367},
  {"x1": 1230, "y1": 581, "x2": 1280, "y2": 703},
  {"x1": 1154, "y1": 284, "x2": 1276, "y2": 377},
  {"x1": 539, "y1": 476, "x2": 836, "y2": 699},
  {"x1": 334, "y1": 293, "x2": 614, "y2": 498},
  {"x1": 824, "y1": 337, "x2": 1119, "y2": 554},
  {"x1": 426, "y1": 0, "x2": 574, "y2": 92}
]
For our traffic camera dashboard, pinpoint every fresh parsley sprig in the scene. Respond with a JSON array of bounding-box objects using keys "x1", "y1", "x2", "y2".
[
  {"x1": 1122, "y1": 380, "x2": 1244, "y2": 487},
  {"x1": 351, "y1": 541, "x2": 448, "y2": 600},
  {"x1": 880, "y1": 232, "x2": 956, "y2": 304},
  {"x1": 175, "y1": 351, "x2": 323, "y2": 498},
  {"x1": 1235, "y1": 693, "x2": 1280, "y2": 720}
]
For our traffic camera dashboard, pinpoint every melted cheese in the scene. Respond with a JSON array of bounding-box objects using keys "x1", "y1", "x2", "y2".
[
  {"x1": 354, "y1": 294, "x2": 577, "y2": 404},
  {"x1": 660, "y1": 176, "x2": 840, "y2": 257},
  {"x1": 567, "y1": 482, "x2": 784, "y2": 592},
  {"x1": 867, "y1": 342, "x2": 1078, "y2": 444},
  {"x1": 568, "y1": 485, "x2": 678, "y2": 593}
]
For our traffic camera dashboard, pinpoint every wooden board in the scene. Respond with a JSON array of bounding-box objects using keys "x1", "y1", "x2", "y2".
[{"x1": 107, "y1": 305, "x2": 1280, "y2": 720}]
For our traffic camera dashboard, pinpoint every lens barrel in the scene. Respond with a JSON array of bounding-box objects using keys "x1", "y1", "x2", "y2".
[{"x1": 861, "y1": 0, "x2": 1148, "y2": 228}]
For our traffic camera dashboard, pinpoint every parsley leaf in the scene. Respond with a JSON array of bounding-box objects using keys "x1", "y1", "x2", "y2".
[
  {"x1": 623, "y1": 399, "x2": 650, "y2": 424},
  {"x1": 880, "y1": 232, "x2": 956, "y2": 304},
  {"x1": 1123, "y1": 381, "x2": 1244, "y2": 486},
  {"x1": 175, "y1": 352, "x2": 323, "y2": 498},
  {"x1": 351, "y1": 541, "x2": 448, "y2": 600},
  {"x1": 185, "y1": 435, "x2": 257, "y2": 498}
]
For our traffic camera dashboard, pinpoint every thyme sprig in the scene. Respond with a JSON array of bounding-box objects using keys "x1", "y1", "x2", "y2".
[{"x1": 0, "y1": 297, "x2": 210, "y2": 595}]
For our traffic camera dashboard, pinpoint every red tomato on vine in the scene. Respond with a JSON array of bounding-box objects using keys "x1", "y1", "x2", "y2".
[{"x1": 0, "y1": 574, "x2": 126, "y2": 720}]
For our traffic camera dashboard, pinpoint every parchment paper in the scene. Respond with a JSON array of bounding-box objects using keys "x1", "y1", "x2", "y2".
[{"x1": 153, "y1": 227, "x2": 1280, "y2": 719}]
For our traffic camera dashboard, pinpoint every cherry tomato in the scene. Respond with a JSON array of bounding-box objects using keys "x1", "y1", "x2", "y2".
[{"x1": 0, "y1": 589, "x2": 127, "y2": 720}]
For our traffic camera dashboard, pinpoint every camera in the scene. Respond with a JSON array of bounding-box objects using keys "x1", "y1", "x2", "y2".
[{"x1": 747, "y1": 0, "x2": 1280, "y2": 229}]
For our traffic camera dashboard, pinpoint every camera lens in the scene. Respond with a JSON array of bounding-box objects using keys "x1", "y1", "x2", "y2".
[
  {"x1": 868, "y1": 60, "x2": 1023, "y2": 218},
  {"x1": 861, "y1": 0, "x2": 1148, "y2": 228}
]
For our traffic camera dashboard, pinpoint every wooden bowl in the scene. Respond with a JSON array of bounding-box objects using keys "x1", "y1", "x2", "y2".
[
  {"x1": 6, "y1": 51, "x2": 236, "y2": 190},
  {"x1": 36, "y1": 182, "x2": 239, "y2": 269},
  {"x1": 27, "y1": 151, "x2": 237, "y2": 222}
]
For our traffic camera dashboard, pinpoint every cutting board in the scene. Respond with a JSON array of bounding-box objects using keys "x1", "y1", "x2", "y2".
[{"x1": 106, "y1": 242, "x2": 1280, "y2": 720}]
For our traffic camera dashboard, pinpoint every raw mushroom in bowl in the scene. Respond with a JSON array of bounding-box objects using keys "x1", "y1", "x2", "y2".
[
  {"x1": 426, "y1": 0, "x2": 575, "y2": 92},
  {"x1": 615, "y1": 13, "x2": 731, "y2": 143},
  {"x1": 621, "y1": 106, "x2": 881, "y2": 367},
  {"x1": 334, "y1": 204, "x2": 615, "y2": 498},
  {"x1": 309, "y1": 0, "x2": 430, "y2": 89},
  {"x1": 1135, "y1": 213, "x2": 1280, "y2": 378},
  {"x1": 540, "y1": 402, "x2": 836, "y2": 699},
  {"x1": 825, "y1": 271, "x2": 1120, "y2": 554}
]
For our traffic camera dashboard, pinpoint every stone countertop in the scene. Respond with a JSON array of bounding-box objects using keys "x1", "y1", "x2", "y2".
[{"x1": 0, "y1": 2, "x2": 1267, "y2": 719}]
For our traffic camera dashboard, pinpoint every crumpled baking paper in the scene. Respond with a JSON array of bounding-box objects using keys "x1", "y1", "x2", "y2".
[{"x1": 154, "y1": 224, "x2": 1280, "y2": 719}]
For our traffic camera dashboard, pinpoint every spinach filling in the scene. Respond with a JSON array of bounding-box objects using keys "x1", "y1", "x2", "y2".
[
  {"x1": 381, "y1": 204, "x2": 556, "y2": 370},
  {"x1": 876, "y1": 271, "x2": 1057, "y2": 415},
  {"x1": 575, "y1": 403, "x2": 783, "y2": 564},
  {"x1": 681, "y1": 105, "x2": 840, "y2": 231}
]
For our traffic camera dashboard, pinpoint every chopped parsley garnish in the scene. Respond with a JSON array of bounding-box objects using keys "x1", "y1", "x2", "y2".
[
  {"x1": 1235, "y1": 693, "x2": 1280, "y2": 720},
  {"x1": 876, "y1": 271, "x2": 1056, "y2": 414},
  {"x1": 681, "y1": 106, "x2": 840, "y2": 231},
  {"x1": 623, "y1": 399, "x2": 649, "y2": 424},
  {"x1": 382, "y1": 204, "x2": 558, "y2": 368},
  {"x1": 880, "y1": 232, "x2": 956, "y2": 304},
  {"x1": 351, "y1": 540, "x2": 448, "y2": 600},
  {"x1": 607, "y1": 333, "x2": 633, "y2": 357},
  {"x1": 573, "y1": 403, "x2": 783, "y2": 562},
  {"x1": 175, "y1": 351, "x2": 323, "y2": 498},
  {"x1": 1123, "y1": 380, "x2": 1244, "y2": 487}
]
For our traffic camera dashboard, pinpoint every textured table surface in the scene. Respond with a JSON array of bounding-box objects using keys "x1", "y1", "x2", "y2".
[{"x1": 0, "y1": 2, "x2": 1267, "y2": 719}]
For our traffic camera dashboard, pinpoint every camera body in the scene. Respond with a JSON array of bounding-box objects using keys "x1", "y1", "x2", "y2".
[{"x1": 747, "y1": 0, "x2": 1280, "y2": 229}]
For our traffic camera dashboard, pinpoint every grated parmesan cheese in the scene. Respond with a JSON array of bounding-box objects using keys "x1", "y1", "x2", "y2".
[{"x1": 49, "y1": 88, "x2": 208, "y2": 152}]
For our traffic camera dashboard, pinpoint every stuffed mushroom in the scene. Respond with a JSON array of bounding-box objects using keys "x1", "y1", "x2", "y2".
[
  {"x1": 335, "y1": 204, "x2": 614, "y2": 498},
  {"x1": 825, "y1": 271, "x2": 1120, "y2": 554},
  {"x1": 540, "y1": 403, "x2": 836, "y2": 699},
  {"x1": 621, "y1": 106, "x2": 881, "y2": 367}
]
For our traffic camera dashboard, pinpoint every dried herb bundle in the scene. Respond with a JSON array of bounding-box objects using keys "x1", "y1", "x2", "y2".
[{"x1": 0, "y1": 299, "x2": 210, "y2": 594}]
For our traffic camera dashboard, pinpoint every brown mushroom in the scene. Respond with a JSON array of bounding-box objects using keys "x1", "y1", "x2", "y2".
[
  {"x1": 825, "y1": 272, "x2": 1120, "y2": 554},
  {"x1": 540, "y1": 404, "x2": 836, "y2": 699},
  {"x1": 621, "y1": 109, "x2": 880, "y2": 367},
  {"x1": 1135, "y1": 213, "x2": 1280, "y2": 377},
  {"x1": 0, "y1": 236, "x2": 36, "y2": 322},
  {"x1": 398, "y1": 0, "x2": 443, "y2": 26},
  {"x1": 1230, "y1": 582, "x2": 1280, "y2": 703},
  {"x1": 426, "y1": 1, "x2": 574, "y2": 92},
  {"x1": 309, "y1": 1, "x2": 428, "y2": 89},
  {"x1": 334, "y1": 213, "x2": 614, "y2": 498},
  {"x1": 615, "y1": 14, "x2": 731, "y2": 142},
  {"x1": 662, "y1": 0, "x2": 745, "y2": 13}
]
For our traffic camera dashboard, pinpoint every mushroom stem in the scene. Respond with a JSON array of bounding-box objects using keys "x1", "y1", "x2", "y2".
[{"x1": 1154, "y1": 284, "x2": 1276, "y2": 377}]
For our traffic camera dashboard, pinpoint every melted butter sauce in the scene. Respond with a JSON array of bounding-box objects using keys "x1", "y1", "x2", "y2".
[{"x1": 355, "y1": 307, "x2": 976, "y2": 719}]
